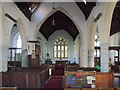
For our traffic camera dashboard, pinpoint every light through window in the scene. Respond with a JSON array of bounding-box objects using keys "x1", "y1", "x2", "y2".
[
  {"x1": 17, "y1": 35, "x2": 22, "y2": 53},
  {"x1": 53, "y1": 37, "x2": 68, "y2": 58}
]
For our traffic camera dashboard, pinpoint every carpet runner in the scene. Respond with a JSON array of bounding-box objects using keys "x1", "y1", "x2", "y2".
[{"x1": 43, "y1": 64, "x2": 64, "y2": 89}]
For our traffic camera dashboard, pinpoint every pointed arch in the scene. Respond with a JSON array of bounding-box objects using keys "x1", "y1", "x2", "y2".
[
  {"x1": 16, "y1": 19, "x2": 27, "y2": 49},
  {"x1": 34, "y1": 7, "x2": 82, "y2": 41}
]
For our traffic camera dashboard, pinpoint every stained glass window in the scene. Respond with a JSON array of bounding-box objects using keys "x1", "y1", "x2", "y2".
[{"x1": 53, "y1": 37, "x2": 68, "y2": 58}]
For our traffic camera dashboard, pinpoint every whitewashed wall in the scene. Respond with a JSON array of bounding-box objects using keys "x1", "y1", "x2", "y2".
[
  {"x1": 47, "y1": 30, "x2": 74, "y2": 64},
  {"x1": 73, "y1": 35, "x2": 81, "y2": 64},
  {"x1": 109, "y1": 33, "x2": 120, "y2": 62},
  {"x1": 1, "y1": 1, "x2": 106, "y2": 71},
  {"x1": 36, "y1": 32, "x2": 48, "y2": 64}
]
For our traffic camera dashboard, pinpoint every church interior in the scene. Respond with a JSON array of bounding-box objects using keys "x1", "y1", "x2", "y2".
[{"x1": 0, "y1": 0, "x2": 120, "y2": 90}]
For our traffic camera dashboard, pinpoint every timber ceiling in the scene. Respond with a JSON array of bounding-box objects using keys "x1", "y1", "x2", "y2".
[
  {"x1": 15, "y1": 2, "x2": 40, "y2": 21},
  {"x1": 110, "y1": 1, "x2": 120, "y2": 36},
  {"x1": 14, "y1": 1, "x2": 120, "y2": 40},
  {"x1": 39, "y1": 10, "x2": 79, "y2": 40},
  {"x1": 76, "y1": 2, "x2": 96, "y2": 20}
]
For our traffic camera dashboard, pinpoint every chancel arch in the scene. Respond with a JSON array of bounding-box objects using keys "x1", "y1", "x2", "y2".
[
  {"x1": 8, "y1": 24, "x2": 22, "y2": 68},
  {"x1": 36, "y1": 9, "x2": 82, "y2": 64}
]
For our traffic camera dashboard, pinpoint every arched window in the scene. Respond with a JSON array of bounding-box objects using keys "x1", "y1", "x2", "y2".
[
  {"x1": 53, "y1": 37, "x2": 68, "y2": 58},
  {"x1": 17, "y1": 35, "x2": 22, "y2": 48},
  {"x1": 94, "y1": 32, "x2": 100, "y2": 67},
  {"x1": 16, "y1": 34, "x2": 22, "y2": 53},
  {"x1": 94, "y1": 34, "x2": 100, "y2": 46},
  {"x1": 94, "y1": 34, "x2": 100, "y2": 57}
]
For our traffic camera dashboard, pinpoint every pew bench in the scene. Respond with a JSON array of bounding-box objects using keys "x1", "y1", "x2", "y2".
[{"x1": 2, "y1": 67, "x2": 50, "y2": 88}]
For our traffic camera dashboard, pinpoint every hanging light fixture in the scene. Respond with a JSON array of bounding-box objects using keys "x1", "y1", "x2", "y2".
[{"x1": 52, "y1": 2, "x2": 55, "y2": 26}]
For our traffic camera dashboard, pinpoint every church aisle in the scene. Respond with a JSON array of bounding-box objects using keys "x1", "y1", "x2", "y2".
[{"x1": 43, "y1": 64, "x2": 64, "y2": 89}]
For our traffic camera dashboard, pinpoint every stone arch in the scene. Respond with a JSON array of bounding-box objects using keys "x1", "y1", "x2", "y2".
[
  {"x1": 16, "y1": 19, "x2": 27, "y2": 50},
  {"x1": 34, "y1": 7, "x2": 83, "y2": 42},
  {"x1": 34, "y1": 7, "x2": 83, "y2": 65},
  {"x1": 98, "y1": 2, "x2": 116, "y2": 44},
  {"x1": 97, "y1": 2, "x2": 117, "y2": 72}
]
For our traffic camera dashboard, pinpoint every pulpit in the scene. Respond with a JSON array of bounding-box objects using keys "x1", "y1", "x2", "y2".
[{"x1": 28, "y1": 55, "x2": 40, "y2": 67}]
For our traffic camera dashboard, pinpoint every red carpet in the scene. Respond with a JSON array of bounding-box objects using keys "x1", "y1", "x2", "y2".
[{"x1": 43, "y1": 64, "x2": 64, "y2": 89}]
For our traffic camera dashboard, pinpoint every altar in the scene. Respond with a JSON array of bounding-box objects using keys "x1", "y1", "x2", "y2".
[{"x1": 56, "y1": 60, "x2": 68, "y2": 65}]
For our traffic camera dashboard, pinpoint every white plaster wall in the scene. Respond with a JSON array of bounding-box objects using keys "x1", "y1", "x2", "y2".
[
  {"x1": 1, "y1": 6, "x2": 9, "y2": 71},
  {"x1": 9, "y1": 26, "x2": 19, "y2": 47},
  {"x1": 73, "y1": 35, "x2": 81, "y2": 64},
  {"x1": 2, "y1": 2, "x2": 29, "y2": 50},
  {"x1": 36, "y1": 32, "x2": 48, "y2": 64},
  {"x1": 109, "y1": 33, "x2": 120, "y2": 62},
  {"x1": 2, "y1": 2, "x2": 30, "y2": 68},
  {"x1": 1, "y1": 2, "x2": 105, "y2": 68},
  {"x1": 48, "y1": 30, "x2": 74, "y2": 64},
  {"x1": 0, "y1": 2, "x2": 3, "y2": 71},
  {"x1": 110, "y1": 33, "x2": 119, "y2": 46},
  {"x1": 33, "y1": 2, "x2": 89, "y2": 66}
]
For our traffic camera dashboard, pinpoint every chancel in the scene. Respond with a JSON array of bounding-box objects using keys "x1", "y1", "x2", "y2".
[{"x1": 0, "y1": 0, "x2": 120, "y2": 90}]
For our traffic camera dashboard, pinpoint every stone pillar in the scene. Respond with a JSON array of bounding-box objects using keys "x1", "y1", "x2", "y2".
[
  {"x1": 88, "y1": 49, "x2": 94, "y2": 67},
  {"x1": 22, "y1": 49, "x2": 28, "y2": 67},
  {"x1": 0, "y1": 3, "x2": 2, "y2": 72},
  {"x1": 100, "y1": 43, "x2": 109, "y2": 72},
  {"x1": 0, "y1": 2, "x2": 7, "y2": 72}
]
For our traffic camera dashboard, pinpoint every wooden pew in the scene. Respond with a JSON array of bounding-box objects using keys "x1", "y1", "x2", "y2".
[
  {"x1": 64, "y1": 88, "x2": 80, "y2": 90},
  {"x1": 64, "y1": 71, "x2": 114, "y2": 88},
  {"x1": 65, "y1": 65, "x2": 100, "y2": 72},
  {"x1": 1, "y1": 87, "x2": 17, "y2": 90},
  {"x1": 2, "y1": 66, "x2": 50, "y2": 88},
  {"x1": 95, "y1": 72, "x2": 114, "y2": 88},
  {"x1": 8, "y1": 61, "x2": 21, "y2": 70},
  {"x1": 116, "y1": 88, "x2": 120, "y2": 90},
  {"x1": 98, "y1": 88, "x2": 114, "y2": 90},
  {"x1": 82, "y1": 88, "x2": 98, "y2": 90},
  {"x1": 64, "y1": 71, "x2": 96, "y2": 88}
]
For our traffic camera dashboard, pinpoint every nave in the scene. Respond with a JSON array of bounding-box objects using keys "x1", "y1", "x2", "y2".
[
  {"x1": 1, "y1": 61, "x2": 120, "y2": 90},
  {"x1": 1, "y1": 1, "x2": 120, "y2": 90}
]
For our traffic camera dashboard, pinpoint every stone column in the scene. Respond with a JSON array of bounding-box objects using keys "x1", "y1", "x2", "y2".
[
  {"x1": 88, "y1": 49, "x2": 94, "y2": 67},
  {"x1": 0, "y1": 3, "x2": 2, "y2": 72},
  {"x1": 0, "y1": 2, "x2": 8, "y2": 72},
  {"x1": 22, "y1": 49, "x2": 28, "y2": 67},
  {"x1": 100, "y1": 43, "x2": 109, "y2": 72}
]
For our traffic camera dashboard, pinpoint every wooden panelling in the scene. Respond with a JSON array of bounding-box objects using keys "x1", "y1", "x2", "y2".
[
  {"x1": 64, "y1": 71, "x2": 96, "y2": 88},
  {"x1": 64, "y1": 88, "x2": 80, "y2": 90},
  {"x1": 95, "y1": 73, "x2": 114, "y2": 88},
  {"x1": 2, "y1": 67, "x2": 49, "y2": 88},
  {"x1": 82, "y1": 88, "x2": 98, "y2": 90},
  {"x1": 1, "y1": 87, "x2": 17, "y2": 90},
  {"x1": 98, "y1": 88, "x2": 114, "y2": 90},
  {"x1": 28, "y1": 55, "x2": 40, "y2": 67},
  {"x1": 116, "y1": 88, "x2": 120, "y2": 90}
]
